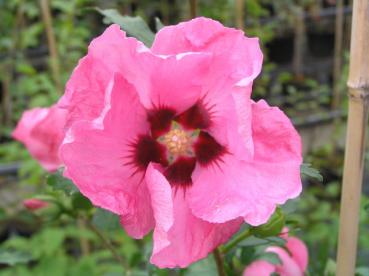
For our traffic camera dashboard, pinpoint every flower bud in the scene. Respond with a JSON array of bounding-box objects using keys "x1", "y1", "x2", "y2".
[
  {"x1": 23, "y1": 198, "x2": 48, "y2": 211},
  {"x1": 250, "y1": 208, "x2": 285, "y2": 238}
]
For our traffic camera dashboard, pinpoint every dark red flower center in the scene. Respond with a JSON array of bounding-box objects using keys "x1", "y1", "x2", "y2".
[{"x1": 130, "y1": 102, "x2": 226, "y2": 187}]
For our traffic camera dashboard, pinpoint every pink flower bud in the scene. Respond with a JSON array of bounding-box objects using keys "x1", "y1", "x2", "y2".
[
  {"x1": 23, "y1": 198, "x2": 48, "y2": 211},
  {"x1": 12, "y1": 105, "x2": 67, "y2": 172}
]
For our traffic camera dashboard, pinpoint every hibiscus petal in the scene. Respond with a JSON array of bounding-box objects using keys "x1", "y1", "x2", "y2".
[
  {"x1": 145, "y1": 163, "x2": 242, "y2": 268},
  {"x1": 202, "y1": 88, "x2": 254, "y2": 160},
  {"x1": 145, "y1": 163, "x2": 174, "y2": 256},
  {"x1": 266, "y1": 247, "x2": 304, "y2": 276},
  {"x1": 134, "y1": 51, "x2": 212, "y2": 115},
  {"x1": 12, "y1": 105, "x2": 66, "y2": 171},
  {"x1": 189, "y1": 155, "x2": 276, "y2": 225},
  {"x1": 286, "y1": 237, "x2": 309, "y2": 272},
  {"x1": 59, "y1": 24, "x2": 145, "y2": 127},
  {"x1": 189, "y1": 100, "x2": 302, "y2": 225},
  {"x1": 152, "y1": 17, "x2": 225, "y2": 53},
  {"x1": 152, "y1": 17, "x2": 262, "y2": 84},
  {"x1": 243, "y1": 260, "x2": 276, "y2": 276},
  {"x1": 118, "y1": 185, "x2": 155, "y2": 239},
  {"x1": 251, "y1": 100, "x2": 301, "y2": 164},
  {"x1": 60, "y1": 74, "x2": 154, "y2": 238}
]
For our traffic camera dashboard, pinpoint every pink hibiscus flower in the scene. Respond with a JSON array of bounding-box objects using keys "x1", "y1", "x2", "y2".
[
  {"x1": 59, "y1": 18, "x2": 302, "y2": 267},
  {"x1": 243, "y1": 228, "x2": 308, "y2": 276},
  {"x1": 12, "y1": 105, "x2": 67, "y2": 172}
]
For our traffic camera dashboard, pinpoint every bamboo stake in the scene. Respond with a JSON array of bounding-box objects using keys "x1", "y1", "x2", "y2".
[
  {"x1": 336, "y1": 1, "x2": 369, "y2": 275},
  {"x1": 189, "y1": 0, "x2": 197, "y2": 19},
  {"x1": 235, "y1": 0, "x2": 244, "y2": 30},
  {"x1": 292, "y1": 6, "x2": 306, "y2": 78},
  {"x1": 160, "y1": 0, "x2": 170, "y2": 25},
  {"x1": 344, "y1": 0, "x2": 353, "y2": 50},
  {"x1": 39, "y1": 0, "x2": 62, "y2": 95},
  {"x1": 1, "y1": 1, "x2": 24, "y2": 126},
  {"x1": 332, "y1": 0, "x2": 344, "y2": 109},
  {"x1": 2, "y1": 75, "x2": 12, "y2": 127}
]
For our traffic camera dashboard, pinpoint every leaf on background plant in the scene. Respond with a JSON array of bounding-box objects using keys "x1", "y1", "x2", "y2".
[
  {"x1": 364, "y1": 203, "x2": 369, "y2": 213},
  {"x1": 185, "y1": 257, "x2": 217, "y2": 276},
  {"x1": 155, "y1": 17, "x2": 164, "y2": 32},
  {"x1": 0, "y1": 208, "x2": 6, "y2": 220},
  {"x1": 33, "y1": 255, "x2": 68, "y2": 276},
  {"x1": 0, "y1": 249, "x2": 33, "y2": 265},
  {"x1": 239, "y1": 236, "x2": 269, "y2": 247},
  {"x1": 47, "y1": 171, "x2": 79, "y2": 196},
  {"x1": 239, "y1": 236, "x2": 286, "y2": 248},
  {"x1": 264, "y1": 236, "x2": 286, "y2": 247},
  {"x1": 281, "y1": 199, "x2": 298, "y2": 214},
  {"x1": 239, "y1": 247, "x2": 256, "y2": 265},
  {"x1": 301, "y1": 163, "x2": 323, "y2": 182},
  {"x1": 324, "y1": 258, "x2": 336, "y2": 276},
  {"x1": 71, "y1": 193, "x2": 93, "y2": 211},
  {"x1": 96, "y1": 8, "x2": 155, "y2": 47},
  {"x1": 356, "y1": 267, "x2": 369, "y2": 276},
  {"x1": 285, "y1": 218, "x2": 300, "y2": 229},
  {"x1": 326, "y1": 182, "x2": 340, "y2": 197},
  {"x1": 258, "y1": 252, "x2": 281, "y2": 265},
  {"x1": 92, "y1": 208, "x2": 121, "y2": 231},
  {"x1": 32, "y1": 228, "x2": 66, "y2": 256}
]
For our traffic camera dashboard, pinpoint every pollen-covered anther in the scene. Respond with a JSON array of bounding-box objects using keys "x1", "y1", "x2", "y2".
[{"x1": 163, "y1": 129, "x2": 191, "y2": 156}]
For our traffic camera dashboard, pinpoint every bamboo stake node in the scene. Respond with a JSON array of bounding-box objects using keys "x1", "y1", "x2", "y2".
[{"x1": 347, "y1": 87, "x2": 369, "y2": 99}]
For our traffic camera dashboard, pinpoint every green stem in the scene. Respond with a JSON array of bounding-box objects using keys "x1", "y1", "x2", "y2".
[
  {"x1": 87, "y1": 222, "x2": 129, "y2": 273},
  {"x1": 77, "y1": 218, "x2": 90, "y2": 256},
  {"x1": 213, "y1": 247, "x2": 226, "y2": 276},
  {"x1": 222, "y1": 229, "x2": 252, "y2": 255}
]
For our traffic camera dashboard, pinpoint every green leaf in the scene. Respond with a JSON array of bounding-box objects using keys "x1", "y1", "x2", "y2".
[
  {"x1": 47, "y1": 171, "x2": 79, "y2": 196},
  {"x1": 356, "y1": 267, "x2": 369, "y2": 276},
  {"x1": 96, "y1": 8, "x2": 155, "y2": 47},
  {"x1": 185, "y1": 257, "x2": 217, "y2": 276},
  {"x1": 251, "y1": 207, "x2": 285, "y2": 238},
  {"x1": 264, "y1": 236, "x2": 286, "y2": 247},
  {"x1": 239, "y1": 247, "x2": 256, "y2": 265},
  {"x1": 324, "y1": 258, "x2": 336, "y2": 276},
  {"x1": 301, "y1": 163, "x2": 323, "y2": 182},
  {"x1": 32, "y1": 228, "x2": 65, "y2": 256},
  {"x1": 364, "y1": 203, "x2": 369, "y2": 213},
  {"x1": 239, "y1": 236, "x2": 269, "y2": 247},
  {"x1": 285, "y1": 218, "x2": 300, "y2": 229},
  {"x1": 258, "y1": 252, "x2": 281, "y2": 265},
  {"x1": 155, "y1": 17, "x2": 164, "y2": 31},
  {"x1": 72, "y1": 193, "x2": 93, "y2": 211},
  {"x1": 0, "y1": 249, "x2": 33, "y2": 265},
  {"x1": 239, "y1": 235, "x2": 286, "y2": 248},
  {"x1": 0, "y1": 208, "x2": 6, "y2": 220},
  {"x1": 33, "y1": 255, "x2": 68, "y2": 276},
  {"x1": 92, "y1": 208, "x2": 121, "y2": 231}
]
